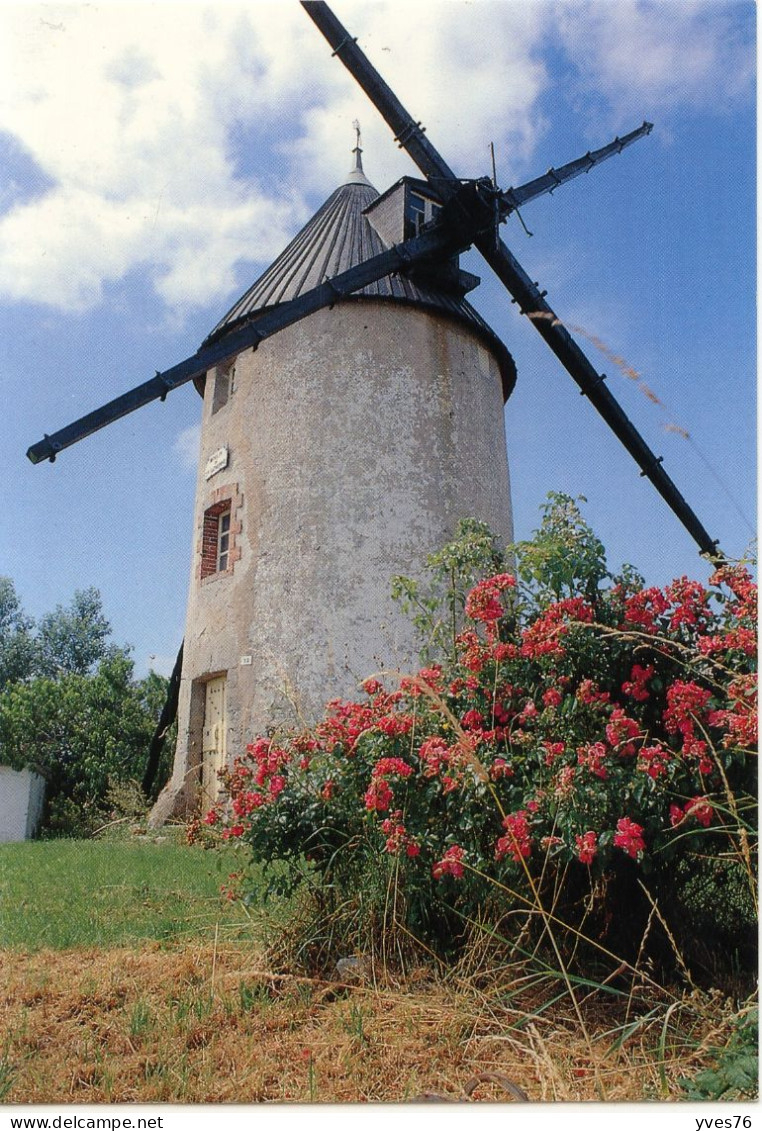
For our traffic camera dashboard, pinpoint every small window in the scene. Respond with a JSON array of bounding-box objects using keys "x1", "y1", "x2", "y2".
[
  {"x1": 198, "y1": 484, "x2": 242, "y2": 583},
  {"x1": 407, "y1": 192, "x2": 426, "y2": 235},
  {"x1": 217, "y1": 510, "x2": 231, "y2": 572},
  {"x1": 201, "y1": 502, "x2": 235, "y2": 579},
  {"x1": 405, "y1": 190, "x2": 440, "y2": 239},
  {"x1": 212, "y1": 364, "x2": 236, "y2": 415}
]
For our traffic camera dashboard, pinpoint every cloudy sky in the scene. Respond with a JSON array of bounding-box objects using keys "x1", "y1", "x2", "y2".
[{"x1": 1, "y1": 0, "x2": 755, "y2": 676}]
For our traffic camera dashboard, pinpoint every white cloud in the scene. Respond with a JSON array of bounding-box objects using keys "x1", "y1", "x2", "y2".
[
  {"x1": 294, "y1": 1, "x2": 552, "y2": 188},
  {"x1": 0, "y1": 1, "x2": 752, "y2": 317},
  {"x1": 0, "y1": 3, "x2": 319, "y2": 312},
  {"x1": 174, "y1": 423, "x2": 201, "y2": 471},
  {"x1": 557, "y1": 0, "x2": 754, "y2": 125}
]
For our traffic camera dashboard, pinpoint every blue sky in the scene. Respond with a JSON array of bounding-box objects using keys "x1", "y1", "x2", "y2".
[{"x1": 1, "y1": 1, "x2": 755, "y2": 677}]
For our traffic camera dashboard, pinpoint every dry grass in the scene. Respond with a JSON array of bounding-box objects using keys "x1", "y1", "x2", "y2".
[{"x1": 0, "y1": 942, "x2": 744, "y2": 1104}]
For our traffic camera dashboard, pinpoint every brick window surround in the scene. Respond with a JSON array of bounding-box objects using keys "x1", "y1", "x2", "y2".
[{"x1": 198, "y1": 483, "x2": 243, "y2": 582}]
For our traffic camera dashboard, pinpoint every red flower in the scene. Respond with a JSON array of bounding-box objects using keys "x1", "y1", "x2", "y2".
[
  {"x1": 232, "y1": 790, "x2": 265, "y2": 817},
  {"x1": 577, "y1": 741, "x2": 608, "y2": 780},
  {"x1": 465, "y1": 573, "x2": 516, "y2": 629},
  {"x1": 457, "y1": 629, "x2": 491, "y2": 673},
  {"x1": 542, "y1": 740, "x2": 565, "y2": 766},
  {"x1": 432, "y1": 845, "x2": 466, "y2": 879},
  {"x1": 401, "y1": 666, "x2": 444, "y2": 696},
  {"x1": 542, "y1": 687, "x2": 563, "y2": 708},
  {"x1": 605, "y1": 708, "x2": 641, "y2": 756},
  {"x1": 364, "y1": 778, "x2": 394, "y2": 812},
  {"x1": 376, "y1": 713, "x2": 415, "y2": 738},
  {"x1": 575, "y1": 831, "x2": 598, "y2": 866},
  {"x1": 683, "y1": 737, "x2": 715, "y2": 776},
  {"x1": 489, "y1": 757, "x2": 513, "y2": 780},
  {"x1": 698, "y1": 627, "x2": 757, "y2": 657},
  {"x1": 684, "y1": 796, "x2": 714, "y2": 827},
  {"x1": 664, "y1": 680, "x2": 712, "y2": 743},
  {"x1": 622, "y1": 664, "x2": 654, "y2": 702},
  {"x1": 708, "y1": 704, "x2": 757, "y2": 749},
  {"x1": 622, "y1": 586, "x2": 669, "y2": 632},
  {"x1": 383, "y1": 817, "x2": 408, "y2": 854},
  {"x1": 526, "y1": 601, "x2": 587, "y2": 660},
  {"x1": 372, "y1": 757, "x2": 414, "y2": 779},
  {"x1": 576, "y1": 679, "x2": 610, "y2": 707},
  {"x1": 461, "y1": 708, "x2": 485, "y2": 732},
  {"x1": 710, "y1": 564, "x2": 757, "y2": 607},
  {"x1": 669, "y1": 803, "x2": 685, "y2": 827},
  {"x1": 665, "y1": 576, "x2": 710, "y2": 631},
  {"x1": 317, "y1": 699, "x2": 376, "y2": 754},
  {"x1": 553, "y1": 765, "x2": 576, "y2": 798},
  {"x1": 613, "y1": 817, "x2": 646, "y2": 859},
  {"x1": 637, "y1": 744, "x2": 671, "y2": 780},
  {"x1": 419, "y1": 736, "x2": 449, "y2": 778},
  {"x1": 269, "y1": 775, "x2": 286, "y2": 799},
  {"x1": 496, "y1": 810, "x2": 532, "y2": 862}
]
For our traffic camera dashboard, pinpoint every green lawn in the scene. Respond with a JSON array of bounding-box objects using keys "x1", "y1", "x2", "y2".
[{"x1": 0, "y1": 835, "x2": 264, "y2": 949}]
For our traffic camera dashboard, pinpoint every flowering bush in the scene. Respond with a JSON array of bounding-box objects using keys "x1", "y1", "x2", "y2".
[{"x1": 199, "y1": 501, "x2": 757, "y2": 973}]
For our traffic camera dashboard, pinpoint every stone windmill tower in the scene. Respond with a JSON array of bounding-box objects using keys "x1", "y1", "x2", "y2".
[
  {"x1": 152, "y1": 133, "x2": 516, "y2": 819},
  {"x1": 28, "y1": 3, "x2": 719, "y2": 823}
]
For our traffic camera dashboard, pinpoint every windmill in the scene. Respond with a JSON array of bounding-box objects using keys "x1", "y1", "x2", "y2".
[{"x1": 26, "y1": 1, "x2": 721, "y2": 819}]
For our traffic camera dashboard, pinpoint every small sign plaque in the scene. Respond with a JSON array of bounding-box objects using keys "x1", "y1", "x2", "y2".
[
  {"x1": 205, "y1": 446, "x2": 229, "y2": 480},
  {"x1": 240, "y1": 655, "x2": 252, "y2": 666}
]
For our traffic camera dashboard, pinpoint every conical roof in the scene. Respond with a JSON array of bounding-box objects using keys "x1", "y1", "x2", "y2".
[{"x1": 205, "y1": 154, "x2": 515, "y2": 397}]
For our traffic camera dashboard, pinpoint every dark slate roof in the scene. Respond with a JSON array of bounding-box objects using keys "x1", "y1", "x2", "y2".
[{"x1": 204, "y1": 161, "x2": 515, "y2": 399}]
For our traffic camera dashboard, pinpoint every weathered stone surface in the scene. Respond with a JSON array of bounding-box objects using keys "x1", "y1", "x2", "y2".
[{"x1": 151, "y1": 300, "x2": 513, "y2": 822}]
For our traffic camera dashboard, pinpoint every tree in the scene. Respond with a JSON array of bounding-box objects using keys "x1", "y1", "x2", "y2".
[
  {"x1": 0, "y1": 652, "x2": 168, "y2": 836},
  {"x1": 0, "y1": 579, "x2": 173, "y2": 835},
  {"x1": 35, "y1": 588, "x2": 117, "y2": 678},
  {"x1": 511, "y1": 492, "x2": 613, "y2": 604},
  {"x1": 0, "y1": 577, "x2": 37, "y2": 691}
]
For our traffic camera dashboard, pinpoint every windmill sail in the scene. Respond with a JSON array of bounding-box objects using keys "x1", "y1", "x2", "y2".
[
  {"x1": 301, "y1": 1, "x2": 720, "y2": 560},
  {"x1": 26, "y1": 214, "x2": 478, "y2": 465},
  {"x1": 499, "y1": 123, "x2": 653, "y2": 215}
]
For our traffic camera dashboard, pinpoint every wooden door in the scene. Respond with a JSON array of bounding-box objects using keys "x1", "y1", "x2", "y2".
[{"x1": 201, "y1": 676, "x2": 227, "y2": 806}]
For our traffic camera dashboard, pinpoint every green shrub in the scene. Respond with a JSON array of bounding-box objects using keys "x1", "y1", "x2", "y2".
[{"x1": 203, "y1": 499, "x2": 757, "y2": 977}]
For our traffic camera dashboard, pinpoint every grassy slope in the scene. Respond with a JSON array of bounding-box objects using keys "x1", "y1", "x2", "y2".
[{"x1": 0, "y1": 835, "x2": 257, "y2": 949}]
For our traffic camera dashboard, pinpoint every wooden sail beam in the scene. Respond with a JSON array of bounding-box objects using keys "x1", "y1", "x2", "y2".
[
  {"x1": 302, "y1": 1, "x2": 720, "y2": 560},
  {"x1": 26, "y1": 216, "x2": 478, "y2": 465}
]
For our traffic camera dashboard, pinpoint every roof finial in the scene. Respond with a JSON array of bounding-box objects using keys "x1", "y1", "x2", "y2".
[
  {"x1": 351, "y1": 119, "x2": 363, "y2": 173},
  {"x1": 345, "y1": 119, "x2": 371, "y2": 185}
]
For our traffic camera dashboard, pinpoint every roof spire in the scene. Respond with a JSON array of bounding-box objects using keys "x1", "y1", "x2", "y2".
[{"x1": 344, "y1": 119, "x2": 372, "y2": 186}]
